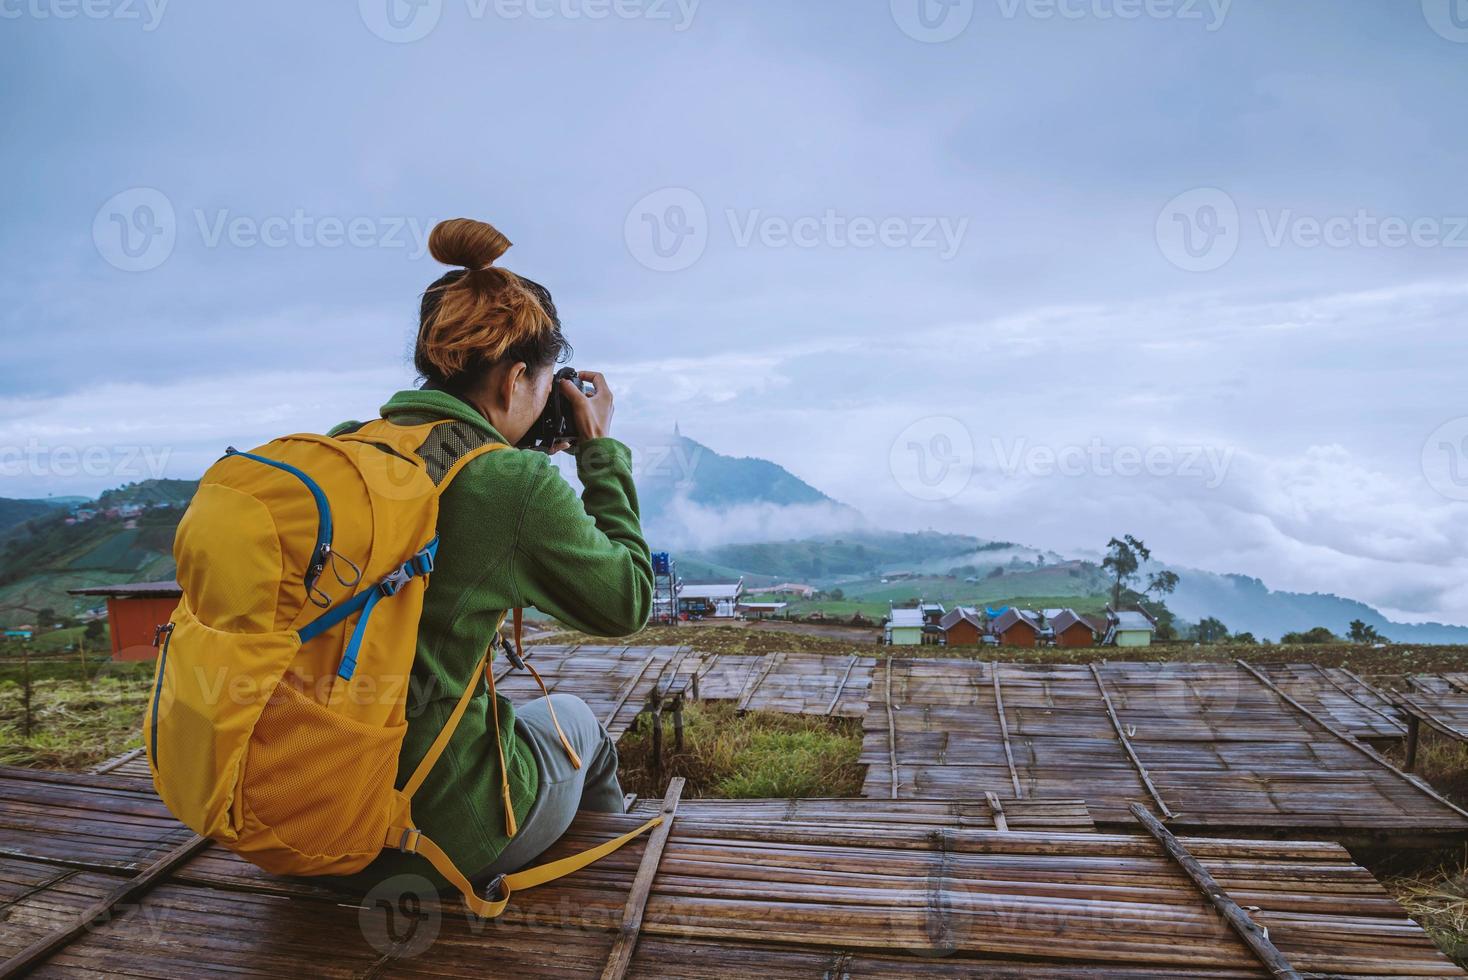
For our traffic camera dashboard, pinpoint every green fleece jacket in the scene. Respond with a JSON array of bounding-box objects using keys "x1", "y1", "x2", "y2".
[{"x1": 342, "y1": 388, "x2": 652, "y2": 887}]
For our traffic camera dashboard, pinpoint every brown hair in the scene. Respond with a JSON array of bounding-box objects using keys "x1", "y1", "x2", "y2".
[{"x1": 414, "y1": 218, "x2": 568, "y2": 394}]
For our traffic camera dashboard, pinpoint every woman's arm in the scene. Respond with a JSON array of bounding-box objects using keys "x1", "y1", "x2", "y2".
[{"x1": 510, "y1": 439, "x2": 653, "y2": 637}]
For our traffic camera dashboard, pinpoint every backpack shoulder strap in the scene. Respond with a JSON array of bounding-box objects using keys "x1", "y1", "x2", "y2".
[{"x1": 336, "y1": 417, "x2": 511, "y2": 491}]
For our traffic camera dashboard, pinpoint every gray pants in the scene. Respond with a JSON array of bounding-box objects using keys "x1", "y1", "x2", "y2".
[{"x1": 472, "y1": 693, "x2": 625, "y2": 882}]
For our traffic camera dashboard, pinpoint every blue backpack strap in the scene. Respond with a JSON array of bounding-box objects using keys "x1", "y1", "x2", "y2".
[{"x1": 297, "y1": 537, "x2": 439, "y2": 680}]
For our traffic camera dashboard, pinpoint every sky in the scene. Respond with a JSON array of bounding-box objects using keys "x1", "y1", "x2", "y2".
[{"x1": 2, "y1": 0, "x2": 1467, "y2": 625}]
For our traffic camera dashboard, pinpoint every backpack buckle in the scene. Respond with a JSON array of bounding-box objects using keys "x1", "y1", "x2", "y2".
[
  {"x1": 482, "y1": 874, "x2": 507, "y2": 903},
  {"x1": 378, "y1": 567, "x2": 412, "y2": 597},
  {"x1": 398, "y1": 828, "x2": 422, "y2": 853},
  {"x1": 500, "y1": 633, "x2": 526, "y2": 671},
  {"x1": 413, "y1": 550, "x2": 435, "y2": 576}
]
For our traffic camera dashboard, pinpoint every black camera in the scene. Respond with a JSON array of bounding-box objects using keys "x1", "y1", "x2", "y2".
[{"x1": 518, "y1": 367, "x2": 595, "y2": 450}]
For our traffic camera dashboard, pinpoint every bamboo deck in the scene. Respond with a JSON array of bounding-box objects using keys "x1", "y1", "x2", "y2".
[
  {"x1": 1259, "y1": 663, "x2": 1407, "y2": 741},
  {"x1": 685, "y1": 651, "x2": 875, "y2": 717},
  {"x1": 625, "y1": 796, "x2": 1095, "y2": 833},
  {"x1": 859, "y1": 658, "x2": 1468, "y2": 840},
  {"x1": 500, "y1": 645, "x2": 693, "y2": 739},
  {"x1": 1397, "y1": 689, "x2": 1468, "y2": 744},
  {"x1": 1, "y1": 767, "x2": 1459, "y2": 978},
  {"x1": 1409, "y1": 673, "x2": 1468, "y2": 696}
]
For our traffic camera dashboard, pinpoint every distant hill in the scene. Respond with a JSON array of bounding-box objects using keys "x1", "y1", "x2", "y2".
[
  {"x1": 6, "y1": 442, "x2": 1468, "y2": 644},
  {"x1": 1167, "y1": 569, "x2": 1468, "y2": 645},
  {"x1": 0, "y1": 481, "x2": 191, "y2": 626},
  {"x1": 636, "y1": 430, "x2": 862, "y2": 548},
  {"x1": 683, "y1": 531, "x2": 989, "y2": 584},
  {"x1": 0, "y1": 498, "x2": 70, "y2": 537}
]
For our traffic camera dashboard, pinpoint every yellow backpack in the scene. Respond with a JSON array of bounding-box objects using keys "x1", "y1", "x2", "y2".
[{"x1": 143, "y1": 417, "x2": 659, "y2": 916}]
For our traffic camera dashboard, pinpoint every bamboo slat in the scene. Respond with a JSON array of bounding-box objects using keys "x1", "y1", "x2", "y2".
[
  {"x1": 625, "y1": 797, "x2": 1096, "y2": 833},
  {"x1": 601, "y1": 778, "x2": 683, "y2": 980},
  {"x1": 0, "y1": 768, "x2": 1457, "y2": 978},
  {"x1": 495, "y1": 645, "x2": 688, "y2": 739},
  {"x1": 1258, "y1": 664, "x2": 1407, "y2": 741},
  {"x1": 859, "y1": 659, "x2": 1468, "y2": 840}
]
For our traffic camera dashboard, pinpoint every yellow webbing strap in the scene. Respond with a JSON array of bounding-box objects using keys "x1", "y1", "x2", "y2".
[
  {"x1": 515, "y1": 607, "x2": 582, "y2": 769},
  {"x1": 391, "y1": 814, "x2": 663, "y2": 919},
  {"x1": 394, "y1": 607, "x2": 620, "y2": 918},
  {"x1": 401, "y1": 649, "x2": 490, "y2": 801}
]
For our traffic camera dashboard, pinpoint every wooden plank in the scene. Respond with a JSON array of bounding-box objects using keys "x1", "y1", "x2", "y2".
[
  {"x1": 1129, "y1": 803, "x2": 1302, "y2": 980},
  {"x1": 990, "y1": 662, "x2": 1024, "y2": 799},
  {"x1": 735, "y1": 651, "x2": 784, "y2": 713},
  {"x1": 0, "y1": 833, "x2": 211, "y2": 976},
  {"x1": 600, "y1": 777, "x2": 684, "y2": 980},
  {"x1": 1308, "y1": 664, "x2": 1406, "y2": 735},
  {"x1": 90, "y1": 748, "x2": 145, "y2": 775},
  {"x1": 885, "y1": 658, "x2": 900, "y2": 800},
  {"x1": 824, "y1": 655, "x2": 859, "y2": 716},
  {"x1": 1236, "y1": 659, "x2": 1468, "y2": 821},
  {"x1": 984, "y1": 792, "x2": 1009, "y2": 832},
  {"x1": 1090, "y1": 663, "x2": 1175, "y2": 821}
]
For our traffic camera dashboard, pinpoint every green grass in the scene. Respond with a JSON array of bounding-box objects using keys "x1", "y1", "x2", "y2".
[
  {"x1": 0, "y1": 674, "x2": 151, "y2": 769},
  {"x1": 617, "y1": 701, "x2": 863, "y2": 800}
]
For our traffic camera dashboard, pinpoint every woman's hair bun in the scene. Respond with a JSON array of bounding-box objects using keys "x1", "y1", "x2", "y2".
[{"x1": 429, "y1": 217, "x2": 512, "y2": 270}]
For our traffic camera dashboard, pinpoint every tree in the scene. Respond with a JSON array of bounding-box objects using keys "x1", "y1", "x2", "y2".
[
  {"x1": 827, "y1": 588, "x2": 845, "y2": 602},
  {"x1": 1102, "y1": 535, "x2": 1151, "y2": 607},
  {"x1": 1194, "y1": 616, "x2": 1230, "y2": 644},
  {"x1": 1280, "y1": 626, "x2": 1338, "y2": 645},
  {"x1": 1145, "y1": 570, "x2": 1179, "y2": 598},
  {"x1": 1232, "y1": 631, "x2": 1258, "y2": 645},
  {"x1": 84, "y1": 620, "x2": 106, "y2": 644},
  {"x1": 1347, "y1": 619, "x2": 1383, "y2": 644}
]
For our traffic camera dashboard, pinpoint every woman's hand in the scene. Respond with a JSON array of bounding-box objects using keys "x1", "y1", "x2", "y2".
[{"x1": 562, "y1": 370, "x2": 613, "y2": 443}]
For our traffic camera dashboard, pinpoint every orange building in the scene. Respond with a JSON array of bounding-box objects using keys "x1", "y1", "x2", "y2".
[
  {"x1": 1049, "y1": 609, "x2": 1101, "y2": 648},
  {"x1": 991, "y1": 608, "x2": 1042, "y2": 647},
  {"x1": 939, "y1": 606, "x2": 985, "y2": 646},
  {"x1": 68, "y1": 581, "x2": 181, "y2": 661}
]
